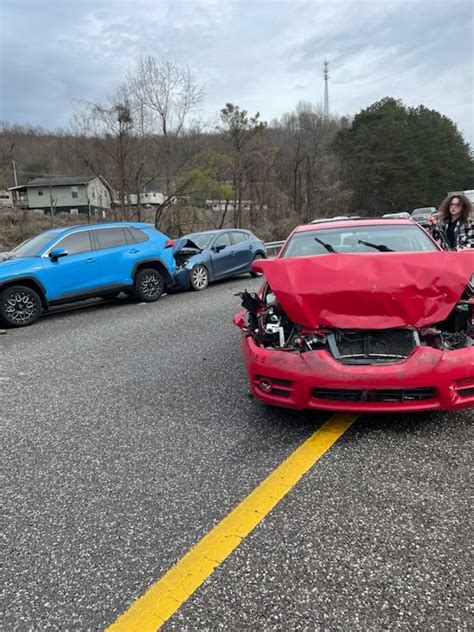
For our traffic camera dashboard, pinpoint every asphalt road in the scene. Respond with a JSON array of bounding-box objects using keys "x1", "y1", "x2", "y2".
[{"x1": 1, "y1": 277, "x2": 472, "y2": 631}]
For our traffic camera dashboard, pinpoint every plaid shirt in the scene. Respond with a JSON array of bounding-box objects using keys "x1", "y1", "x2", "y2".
[{"x1": 437, "y1": 219, "x2": 474, "y2": 249}]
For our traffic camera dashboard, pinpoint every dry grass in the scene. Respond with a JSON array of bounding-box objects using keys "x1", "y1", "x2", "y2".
[
  {"x1": 0, "y1": 208, "x2": 103, "y2": 251},
  {"x1": 0, "y1": 205, "x2": 295, "y2": 252}
]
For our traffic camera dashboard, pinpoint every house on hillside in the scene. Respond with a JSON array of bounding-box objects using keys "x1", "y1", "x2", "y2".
[
  {"x1": 113, "y1": 188, "x2": 167, "y2": 207},
  {"x1": 140, "y1": 188, "x2": 166, "y2": 206},
  {"x1": 0, "y1": 189, "x2": 13, "y2": 207},
  {"x1": 9, "y1": 176, "x2": 113, "y2": 216},
  {"x1": 205, "y1": 200, "x2": 267, "y2": 212}
]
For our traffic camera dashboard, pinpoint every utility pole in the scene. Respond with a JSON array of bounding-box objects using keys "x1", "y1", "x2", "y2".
[
  {"x1": 12, "y1": 160, "x2": 18, "y2": 186},
  {"x1": 49, "y1": 176, "x2": 57, "y2": 227},
  {"x1": 49, "y1": 177, "x2": 53, "y2": 226},
  {"x1": 323, "y1": 60, "x2": 329, "y2": 117}
]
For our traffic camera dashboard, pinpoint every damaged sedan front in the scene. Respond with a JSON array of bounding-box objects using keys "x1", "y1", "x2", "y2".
[
  {"x1": 234, "y1": 219, "x2": 473, "y2": 412},
  {"x1": 171, "y1": 229, "x2": 267, "y2": 291}
]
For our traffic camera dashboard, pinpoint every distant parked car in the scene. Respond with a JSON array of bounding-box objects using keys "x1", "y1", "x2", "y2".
[
  {"x1": 171, "y1": 229, "x2": 267, "y2": 291},
  {"x1": 382, "y1": 212, "x2": 411, "y2": 219},
  {"x1": 0, "y1": 222, "x2": 176, "y2": 327},
  {"x1": 411, "y1": 206, "x2": 437, "y2": 227}
]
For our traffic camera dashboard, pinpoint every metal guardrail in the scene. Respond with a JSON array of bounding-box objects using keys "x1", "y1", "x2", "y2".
[{"x1": 264, "y1": 240, "x2": 285, "y2": 257}]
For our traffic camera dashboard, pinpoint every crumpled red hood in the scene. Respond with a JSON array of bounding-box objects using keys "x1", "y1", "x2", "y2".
[{"x1": 253, "y1": 251, "x2": 473, "y2": 329}]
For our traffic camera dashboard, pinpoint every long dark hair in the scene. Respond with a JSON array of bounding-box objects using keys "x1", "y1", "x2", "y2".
[{"x1": 438, "y1": 194, "x2": 472, "y2": 224}]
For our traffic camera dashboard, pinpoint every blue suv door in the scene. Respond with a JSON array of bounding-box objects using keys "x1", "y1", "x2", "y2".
[
  {"x1": 92, "y1": 226, "x2": 143, "y2": 289},
  {"x1": 41, "y1": 229, "x2": 101, "y2": 301}
]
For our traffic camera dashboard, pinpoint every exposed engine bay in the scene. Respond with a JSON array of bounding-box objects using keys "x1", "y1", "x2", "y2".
[
  {"x1": 237, "y1": 286, "x2": 474, "y2": 365},
  {"x1": 172, "y1": 238, "x2": 201, "y2": 268}
]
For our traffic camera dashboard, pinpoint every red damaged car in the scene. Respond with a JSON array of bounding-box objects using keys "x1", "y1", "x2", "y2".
[{"x1": 234, "y1": 218, "x2": 474, "y2": 412}]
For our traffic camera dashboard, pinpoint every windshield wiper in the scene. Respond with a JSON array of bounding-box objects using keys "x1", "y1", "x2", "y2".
[
  {"x1": 432, "y1": 225, "x2": 453, "y2": 251},
  {"x1": 358, "y1": 240, "x2": 394, "y2": 252},
  {"x1": 314, "y1": 237, "x2": 337, "y2": 253}
]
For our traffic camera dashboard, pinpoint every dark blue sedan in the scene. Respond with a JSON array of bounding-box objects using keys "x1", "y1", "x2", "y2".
[{"x1": 172, "y1": 229, "x2": 267, "y2": 291}]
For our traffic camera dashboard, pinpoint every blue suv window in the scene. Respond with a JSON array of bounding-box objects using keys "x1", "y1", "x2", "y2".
[
  {"x1": 13, "y1": 233, "x2": 54, "y2": 257},
  {"x1": 55, "y1": 231, "x2": 92, "y2": 255},
  {"x1": 126, "y1": 226, "x2": 149, "y2": 244},
  {"x1": 95, "y1": 227, "x2": 128, "y2": 249}
]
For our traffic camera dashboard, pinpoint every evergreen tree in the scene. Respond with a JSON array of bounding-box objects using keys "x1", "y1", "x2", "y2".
[{"x1": 335, "y1": 98, "x2": 473, "y2": 214}]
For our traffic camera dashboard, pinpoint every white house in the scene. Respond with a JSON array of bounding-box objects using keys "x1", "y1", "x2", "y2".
[
  {"x1": 9, "y1": 175, "x2": 113, "y2": 215},
  {"x1": 114, "y1": 189, "x2": 167, "y2": 207},
  {"x1": 0, "y1": 189, "x2": 13, "y2": 207},
  {"x1": 205, "y1": 199, "x2": 267, "y2": 212}
]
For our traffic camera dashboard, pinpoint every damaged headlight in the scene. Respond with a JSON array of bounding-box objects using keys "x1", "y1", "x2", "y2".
[
  {"x1": 420, "y1": 326, "x2": 473, "y2": 350},
  {"x1": 237, "y1": 290, "x2": 297, "y2": 348},
  {"x1": 237, "y1": 290, "x2": 327, "y2": 351},
  {"x1": 258, "y1": 305, "x2": 290, "y2": 347}
]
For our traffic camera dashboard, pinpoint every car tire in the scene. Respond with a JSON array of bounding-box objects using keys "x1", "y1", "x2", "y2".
[
  {"x1": 250, "y1": 253, "x2": 265, "y2": 278},
  {"x1": 0, "y1": 285, "x2": 42, "y2": 328},
  {"x1": 133, "y1": 268, "x2": 164, "y2": 302},
  {"x1": 190, "y1": 264, "x2": 209, "y2": 291}
]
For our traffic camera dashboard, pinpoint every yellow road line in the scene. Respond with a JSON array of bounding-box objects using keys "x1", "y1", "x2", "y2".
[{"x1": 106, "y1": 413, "x2": 358, "y2": 631}]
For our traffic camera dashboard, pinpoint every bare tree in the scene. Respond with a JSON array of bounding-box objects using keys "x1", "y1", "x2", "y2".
[
  {"x1": 277, "y1": 102, "x2": 342, "y2": 222},
  {"x1": 71, "y1": 86, "x2": 140, "y2": 219},
  {"x1": 127, "y1": 56, "x2": 205, "y2": 220},
  {"x1": 218, "y1": 104, "x2": 266, "y2": 227}
]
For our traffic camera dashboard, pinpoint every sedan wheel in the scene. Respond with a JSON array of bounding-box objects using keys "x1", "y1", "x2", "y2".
[
  {"x1": 0, "y1": 285, "x2": 42, "y2": 327},
  {"x1": 190, "y1": 264, "x2": 209, "y2": 291},
  {"x1": 250, "y1": 253, "x2": 265, "y2": 278}
]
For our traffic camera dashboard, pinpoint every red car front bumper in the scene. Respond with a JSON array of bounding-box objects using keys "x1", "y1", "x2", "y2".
[{"x1": 241, "y1": 335, "x2": 474, "y2": 412}]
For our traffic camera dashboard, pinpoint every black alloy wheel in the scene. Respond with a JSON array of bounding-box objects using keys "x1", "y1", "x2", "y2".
[
  {"x1": 0, "y1": 285, "x2": 42, "y2": 327},
  {"x1": 134, "y1": 268, "x2": 165, "y2": 302}
]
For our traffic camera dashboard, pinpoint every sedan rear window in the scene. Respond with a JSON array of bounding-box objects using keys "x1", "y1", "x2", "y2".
[
  {"x1": 282, "y1": 225, "x2": 439, "y2": 258},
  {"x1": 230, "y1": 231, "x2": 250, "y2": 245}
]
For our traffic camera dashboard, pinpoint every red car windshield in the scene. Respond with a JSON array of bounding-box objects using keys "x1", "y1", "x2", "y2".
[{"x1": 282, "y1": 225, "x2": 438, "y2": 258}]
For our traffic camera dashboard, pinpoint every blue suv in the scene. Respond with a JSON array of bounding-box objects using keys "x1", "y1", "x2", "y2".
[{"x1": 0, "y1": 222, "x2": 176, "y2": 327}]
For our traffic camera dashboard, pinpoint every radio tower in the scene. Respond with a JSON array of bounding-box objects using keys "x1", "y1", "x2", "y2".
[{"x1": 323, "y1": 60, "x2": 329, "y2": 117}]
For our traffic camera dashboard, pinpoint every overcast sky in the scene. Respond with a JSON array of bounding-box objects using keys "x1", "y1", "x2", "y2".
[{"x1": 1, "y1": 0, "x2": 473, "y2": 145}]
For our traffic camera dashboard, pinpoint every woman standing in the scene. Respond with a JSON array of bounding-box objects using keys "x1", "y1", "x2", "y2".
[{"x1": 435, "y1": 194, "x2": 473, "y2": 249}]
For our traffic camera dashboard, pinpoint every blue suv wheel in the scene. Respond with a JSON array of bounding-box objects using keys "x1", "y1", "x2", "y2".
[
  {"x1": 133, "y1": 268, "x2": 165, "y2": 302},
  {"x1": 0, "y1": 285, "x2": 42, "y2": 327}
]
